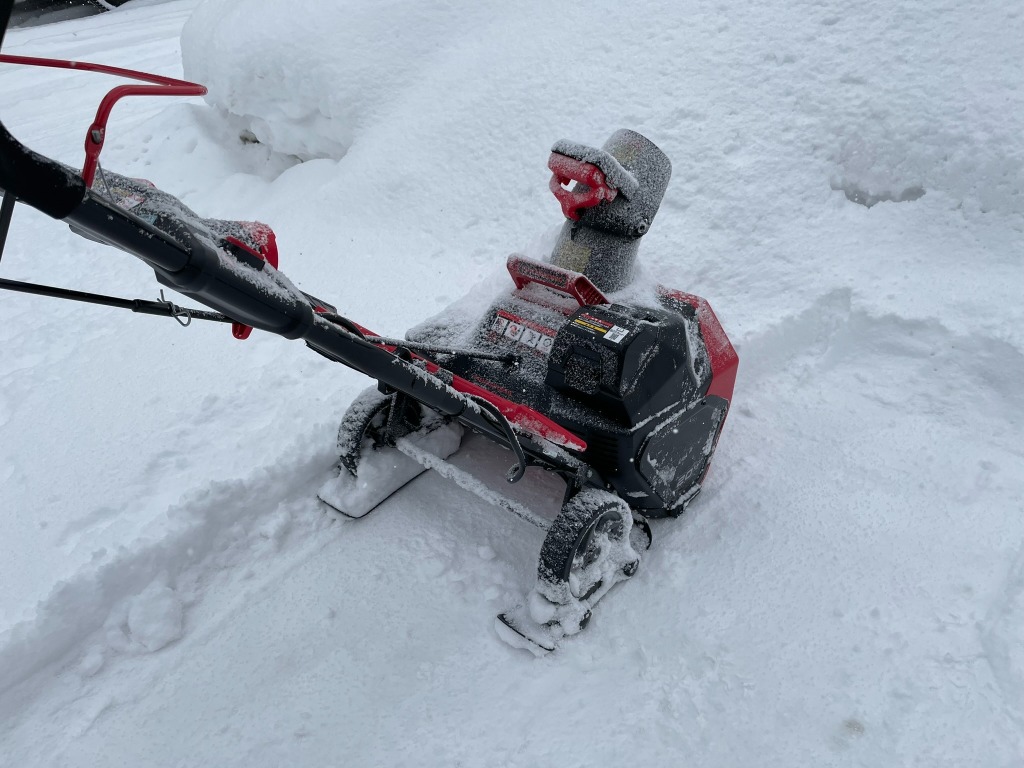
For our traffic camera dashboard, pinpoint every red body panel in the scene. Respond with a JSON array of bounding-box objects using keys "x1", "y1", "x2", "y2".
[{"x1": 659, "y1": 288, "x2": 738, "y2": 406}]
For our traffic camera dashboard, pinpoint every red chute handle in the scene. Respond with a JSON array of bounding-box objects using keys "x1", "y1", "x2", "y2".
[{"x1": 547, "y1": 152, "x2": 619, "y2": 221}]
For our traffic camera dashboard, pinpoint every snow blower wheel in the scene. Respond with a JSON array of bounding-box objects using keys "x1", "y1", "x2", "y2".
[
  {"x1": 539, "y1": 489, "x2": 638, "y2": 601},
  {"x1": 495, "y1": 491, "x2": 643, "y2": 653}
]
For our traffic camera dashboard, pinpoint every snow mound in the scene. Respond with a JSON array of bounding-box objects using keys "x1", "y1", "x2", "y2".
[
  {"x1": 113, "y1": 579, "x2": 184, "y2": 653},
  {"x1": 182, "y1": 0, "x2": 1024, "y2": 221},
  {"x1": 0, "y1": 435, "x2": 333, "y2": 712},
  {"x1": 181, "y1": 0, "x2": 495, "y2": 162}
]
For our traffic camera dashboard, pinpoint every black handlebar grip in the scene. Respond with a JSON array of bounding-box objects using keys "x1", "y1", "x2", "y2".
[{"x1": 0, "y1": 121, "x2": 86, "y2": 219}]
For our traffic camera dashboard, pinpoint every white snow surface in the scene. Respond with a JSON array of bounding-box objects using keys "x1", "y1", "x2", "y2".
[{"x1": 1, "y1": 0, "x2": 1023, "y2": 765}]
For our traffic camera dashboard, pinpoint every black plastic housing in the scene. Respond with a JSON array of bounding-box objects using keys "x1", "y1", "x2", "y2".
[
  {"x1": 543, "y1": 302, "x2": 724, "y2": 515},
  {"x1": 431, "y1": 294, "x2": 728, "y2": 516},
  {"x1": 545, "y1": 303, "x2": 702, "y2": 425}
]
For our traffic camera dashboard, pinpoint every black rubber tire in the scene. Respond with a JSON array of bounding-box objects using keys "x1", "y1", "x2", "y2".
[
  {"x1": 337, "y1": 389, "x2": 391, "y2": 475},
  {"x1": 537, "y1": 489, "x2": 629, "y2": 593}
]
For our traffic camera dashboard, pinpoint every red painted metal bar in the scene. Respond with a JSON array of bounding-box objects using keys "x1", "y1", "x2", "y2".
[{"x1": 0, "y1": 53, "x2": 206, "y2": 186}]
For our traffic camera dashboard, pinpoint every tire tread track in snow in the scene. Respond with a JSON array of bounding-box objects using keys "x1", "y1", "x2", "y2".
[{"x1": 0, "y1": 437, "x2": 336, "y2": 731}]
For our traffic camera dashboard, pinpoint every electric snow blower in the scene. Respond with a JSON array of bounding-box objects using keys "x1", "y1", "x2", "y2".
[{"x1": 0, "y1": 44, "x2": 736, "y2": 654}]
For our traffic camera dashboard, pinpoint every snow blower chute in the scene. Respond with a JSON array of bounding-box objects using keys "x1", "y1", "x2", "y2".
[{"x1": 0, "y1": 46, "x2": 737, "y2": 654}]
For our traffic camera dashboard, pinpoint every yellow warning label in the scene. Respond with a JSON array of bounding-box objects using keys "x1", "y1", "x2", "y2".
[{"x1": 572, "y1": 318, "x2": 606, "y2": 334}]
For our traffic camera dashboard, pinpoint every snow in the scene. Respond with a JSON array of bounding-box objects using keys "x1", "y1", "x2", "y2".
[
  {"x1": 1, "y1": 0, "x2": 1023, "y2": 765},
  {"x1": 393, "y1": 434, "x2": 548, "y2": 531},
  {"x1": 116, "y1": 578, "x2": 185, "y2": 653}
]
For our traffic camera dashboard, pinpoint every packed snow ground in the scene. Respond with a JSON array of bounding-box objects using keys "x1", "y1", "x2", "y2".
[{"x1": 1, "y1": 0, "x2": 1023, "y2": 765}]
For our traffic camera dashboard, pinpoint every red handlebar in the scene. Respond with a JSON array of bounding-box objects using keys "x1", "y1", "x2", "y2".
[{"x1": 0, "y1": 53, "x2": 206, "y2": 186}]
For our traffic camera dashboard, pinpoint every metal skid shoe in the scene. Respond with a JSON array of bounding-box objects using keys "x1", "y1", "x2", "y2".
[
  {"x1": 317, "y1": 386, "x2": 464, "y2": 519},
  {"x1": 496, "y1": 488, "x2": 651, "y2": 656}
]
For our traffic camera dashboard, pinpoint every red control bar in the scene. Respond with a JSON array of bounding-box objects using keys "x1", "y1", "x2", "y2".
[
  {"x1": 507, "y1": 255, "x2": 608, "y2": 308},
  {"x1": 0, "y1": 53, "x2": 206, "y2": 186}
]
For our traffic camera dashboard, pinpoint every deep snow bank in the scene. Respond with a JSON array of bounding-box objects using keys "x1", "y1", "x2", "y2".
[
  {"x1": 182, "y1": 0, "x2": 1024, "y2": 342},
  {"x1": 183, "y1": 0, "x2": 497, "y2": 162},
  {"x1": 182, "y1": 0, "x2": 1024, "y2": 218}
]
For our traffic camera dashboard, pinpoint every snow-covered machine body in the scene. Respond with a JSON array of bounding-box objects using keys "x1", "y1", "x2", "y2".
[
  {"x1": 0, "y1": 42, "x2": 737, "y2": 654},
  {"x1": 318, "y1": 129, "x2": 738, "y2": 650},
  {"x1": 405, "y1": 256, "x2": 733, "y2": 518}
]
